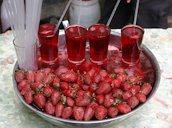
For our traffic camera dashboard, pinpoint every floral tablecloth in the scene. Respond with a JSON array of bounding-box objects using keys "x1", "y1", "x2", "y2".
[{"x1": 0, "y1": 29, "x2": 172, "y2": 128}]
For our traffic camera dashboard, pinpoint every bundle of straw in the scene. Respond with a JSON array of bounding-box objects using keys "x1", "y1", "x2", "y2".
[{"x1": 4, "y1": 0, "x2": 43, "y2": 70}]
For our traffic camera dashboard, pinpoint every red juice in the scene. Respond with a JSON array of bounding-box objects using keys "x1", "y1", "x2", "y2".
[
  {"x1": 121, "y1": 25, "x2": 144, "y2": 65},
  {"x1": 65, "y1": 25, "x2": 87, "y2": 64},
  {"x1": 88, "y1": 24, "x2": 110, "y2": 64},
  {"x1": 38, "y1": 23, "x2": 59, "y2": 63}
]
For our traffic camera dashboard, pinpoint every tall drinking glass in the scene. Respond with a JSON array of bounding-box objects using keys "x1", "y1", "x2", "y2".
[{"x1": 121, "y1": 24, "x2": 144, "y2": 65}]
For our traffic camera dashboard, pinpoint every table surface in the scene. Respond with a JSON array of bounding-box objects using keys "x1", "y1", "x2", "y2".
[{"x1": 0, "y1": 29, "x2": 172, "y2": 128}]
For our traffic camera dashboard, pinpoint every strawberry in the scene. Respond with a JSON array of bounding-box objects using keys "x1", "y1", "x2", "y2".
[
  {"x1": 104, "y1": 94, "x2": 115, "y2": 108},
  {"x1": 41, "y1": 68, "x2": 51, "y2": 75},
  {"x1": 95, "y1": 106, "x2": 107, "y2": 120},
  {"x1": 121, "y1": 82, "x2": 132, "y2": 91},
  {"x1": 127, "y1": 96, "x2": 139, "y2": 109},
  {"x1": 81, "y1": 84, "x2": 89, "y2": 91},
  {"x1": 89, "y1": 101, "x2": 99, "y2": 110},
  {"x1": 55, "y1": 66, "x2": 69, "y2": 77},
  {"x1": 112, "y1": 89, "x2": 123, "y2": 99},
  {"x1": 77, "y1": 74, "x2": 84, "y2": 85},
  {"x1": 20, "y1": 84, "x2": 31, "y2": 95},
  {"x1": 108, "y1": 107, "x2": 118, "y2": 118},
  {"x1": 15, "y1": 70, "x2": 25, "y2": 82},
  {"x1": 130, "y1": 85, "x2": 141, "y2": 95},
  {"x1": 111, "y1": 79, "x2": 121, "y2": 88},
  {"x1": 43, "y1": 85, "x2": 53, "y2": 97},
  {"x1": 51, "y1": 91, "x2": 61, "y2": 105},
  {"x1": 75, "y1": 94, "x2": 91, "y2": 107},
  {"x1": 61, "y1": 94, "x2": 67, "y2": 105},
  {"x1": 52, "y1": 77, "x2": 60, "y2": 89},
  {"x1": 18, "y1": 80, "x2": 28, "y2": 91},
  {"x1": 66, "y1": 97, "x2": 74, "y2": 107},
  {"x1": 77, "y1": 90, "x2": 85, "y2": 97},
  {"x1": 93, "y1": 74, "x2": 101, "y2": 83},
  {"x1": 43, "y1": 74, "x2": 54, "y2": 84},
  {"x1": 140, "y1": 83, "x2": 152, "y2": 96},
  {"x1": 31, "y1": 82, "x2": 44, "y2": 92},
  {"x1": 96, "y1": 94, "x2": 105, "y2": 105},
  {"x1": 96, "y1": 82, "x2": 112, "y2": 95},
  {"x1": 114, "y1": 67, "x2": 125, "y2": 74},
  {"x1": 99, "y1": 70, "x2": 108, "y2": 78},
  {"x1": 24, "y1": 90, "x2": 34, "y2": 104},
  {"x1": 104, "y1": 76, "x2": 113, "y2": 83},
  {"x1": 118, "y1": 102, "x2": 131, "y2": 114},
  {"x1": 84, "y1": 74, "x2": 92, "y2": 85},
  {"x1": 26, "y1": 71, "x2": 35, "y2": 83},
  {"x1": 55, "y1": 103, "x2": 64, "y2": 117},
  {"x1": 79, "y1": 61, "x2": 93, "y2": 72},
  {"x1": 60, "y1": 82, "x2": 69, "y2": 90},
  {"x1": 63, "y1": 89, "x2": 76, "y2": 98},
  {"x1": 84, "y1": 106, "x2": 95, "y2": 121},
  {"x1": 33, "y1": 93, "x2": 46, "y2": 109},
  {"x1": 117, "y1": 73, "x2": 127, "y2": 82},
  {"x1": 45, "y1": 101, "x2": 55, "y2": 115},
  {"x1": 62, "y1": 107, "x2": 73, "y2": 119},
  {"x1": 73, "y1": 106, "x2": 85, "y2": 121},
  {"x1": 89, "y1": 83, "x2": 98, "y2": 92},
  {"x1": 71, "y1": 83, "x2": 80, "y2": 91},
  {"x1": 136, "y1": 93, "x2": 146, "y2": 103},
  {"x1": 87, "y1": 67, "x2": 97, "y2": 77},
  {"x1": 127, "y1": 76, "x2": 139, "y2": 85},
  {"x1": 35, "y1": 71, "x2": 44, "y2": 83},
  {"x1": 59, "y1": 70, "x2": 77, "y2": 82},
  {"x1": 122, "y1": 91, "x2": 132, "y2": 100}
]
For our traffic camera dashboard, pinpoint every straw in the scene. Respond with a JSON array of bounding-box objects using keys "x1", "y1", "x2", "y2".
[
  {"x1": 54, "y1": 0, "x2": 72, "y2": 34},
  {"x1": 133, "y1": 0, "x2": 140, "y2": 25},
  {"x1": 106, "y1": 0, "x2": 121, "y2": 27}
]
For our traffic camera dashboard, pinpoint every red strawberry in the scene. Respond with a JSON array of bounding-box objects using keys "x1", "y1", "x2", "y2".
[
  {"x1": 84, "y1": 106, "x2": 95, "y2": 121},
  {"x1": 43, "y1": 74, "x2": 54, "y2": 84},
  {"x1": 60, "y1": 82, "x2": 69, "y2": 90},
  {"x1": 117, "y1": 74, "x2": 127, "y2": 82},
  {"x1": 81, "y1": 84, "x2": 89, "y2": 91},
  {"x1": 52, "y1": 77, "x2": 60, "y2": 89},
  {"x1": 77, "y1": 90, "x2": 85, "y2": 97},
  {"x1": 62, "y1": 107, "x2": 73, "y2": 119},
  {"x1": 128, "y1": 76, "x2": 139, "y2": 85},
  {"x1": 87, "y1": 67, "x2": 97, "y2": 77},
  {"x1": 114, "y1": 67, "x2": 125, "y2": 74},
  {"x1": 111, "y1": 79, "x2": 121, "y2": 88},
  {"x1": 18, "y1": 80, "x2": 28, "y2": 91},
  {"x1": 104, "y1": 94, "x2": 115, "y2": 108},
  {"x1": 45, "y1": 101, "x2": 55, "y2": 115},
  {"x1": 79, "y1": 61, "x2": 93, "y2": 72},
  {"x1": 73, "y1": 106, "x2": 85, "y2": 121},
  {"x1": 118, "y1": 102, "x2": 131, "y2": 114},
  {"x1": 24, "y1": 90, "x2": 34, "y2": 104},
  {"x1": 127, "y1": 96, "x2": 139, "y2": 109},
  {"x1": 15, "y1": 70, "x2": 25, "y2": 82},
  {"x1": 75, "y1": 94, "x2": 91, "y2": 107},
  {"x1": 93, "y1": 74, "x2": 101, "y2": 83},
  {"x1": 89, "y1": 83, "x2": 98, "y2": 92},
  {"x1": 31, "y1": 82, "x2": 44, "y2": 92},
  {"x1": 84, "y1": 74, "x2": 92, "y2": 85},
  {"x1": 95, "y1": 106, "x2": 107, "y2": 120},
  {"x1": 96, "y1": 94, "x2": 105, "y2": 105},
  {"x1": 122, "y1": 91, "x2": 132, "y2": 100},
  {"x1": 26, "y1": 71, "x2": 35, "y2": 83},
  {"x1": 43, "y1": 85, "x2": 53, "y2": 97},
  {"x1": 20, "y1": 84, "x2": 31, "y2": 95},
  {"x1": 108, "y1": 107, "x2": 118, "y2": 118},
  {"x1": 71, "y1": 83, "x2": 80, "y2": 91},
  {"x1": 55, "y1": 103, "x2": 64, "y2": 117},
  {"x1": 55, "y1": 66, "x2": 69, "y2": 77},
  {"x1": 130, "y1": 85, "x2": 141, "y2": 95},
  {"x1": 77, "y1": 74, "x2": 84, "y2": 85},
  {"x1": 41, "y1": 68, "x2": 51, "y2": 75},
  {"x1": 121, "y1": 82, "x2": 132, "y2": 91},
  {"x1": 59, "y1": 70, "x2": 77, "y2": 82},
  {"x1": 99, "y1": 70, "x2": 108, "y2": 78},
  {"x1": 51, "y1": 91, "x2": 61, "y2": 105},
  {"x1": 35, "y1": 71, "x2": 44, "y2": 82},
  {"x1": 33, "y1": 93, "x2": 46, "y2": 109},
  {"x1": 89, "y1": 101, "x2": 99, "y2": 110},
  {"x1": 96, "y1": 82, "x2": 112, "y2": 95},
  {"x1": 63, "y1": 89, "x2": 76, "y2": 98},
  {"x1": 66, "y1": 97, "x2": 74, "y2": 107},
  {"x1": 104, "y1": 76, "x2": 113, "y2": 83},
  {"x1": 136, "y1": 93, "x2": 146, "y2": 103},
  {"x1": 112, "y1": 89, "x2": 123, "y2": 99},
  {"x1": 140, "y1": 83, "x2": 152, "y2": 96}
]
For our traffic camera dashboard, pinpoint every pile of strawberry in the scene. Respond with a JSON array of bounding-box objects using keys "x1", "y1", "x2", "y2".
[{"x1": 15, "y1": 65, "x2": 152, "y2": 121}]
